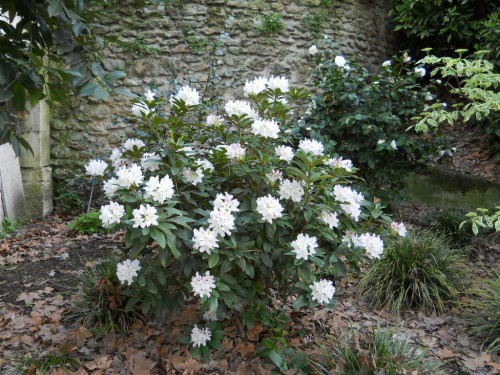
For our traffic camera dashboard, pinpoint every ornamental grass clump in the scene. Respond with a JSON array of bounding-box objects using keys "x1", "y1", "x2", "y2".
[
  {"x1": 82, "y1": 76, "x2": 403, "y2": 359},
  {"x1": 358, "y1": 231, "x2": 469, "y2": 315},
  {"x1": 465, "y1": 275, "x2": 500, "y2": 353},
  {"x1": 310, "y1": 326, "x2": 444, "y2": 375}
]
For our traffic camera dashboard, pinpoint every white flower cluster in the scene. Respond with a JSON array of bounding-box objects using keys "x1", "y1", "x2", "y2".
[
  {"x1": 144, "y1": 175, "x2": 175, "y2": 204},
  {"x1": 132, "y1": 204, "x2": 159, "y2": 228},
  {"x1": 320, "y1": 210, "x2": 339, "y2": 229},
  {"x1": 191, "y1": 325, "x2": 212, "y2": 347},
  {"x1": 196, "y1": 159, "x2": 214, "y2": 172},
  {"x1": 279, "y1": 179, "x2": 304, "y2": 203},
  {"x1": 182, "y1": 167, "x2": 204, "y2": 185},
  {"x1": 244, "y1": 76, "x2": 268, "y2": 96},
  {"x1": 310, "y1": 279, "x2": 335, "y2": 305},
  {"x1": 251, "y1": 118, "x2": 280, "y2": 139},
  {"x1": 332, "y1": 185, "x2": 364, "y2": 221},
  {"x1": 414, "y1": 67, "x2": 426, "y2": 77},
  {"x1": 327, "y1": 157, "x2": 353, "y2": 172},
  {"x1": 268, "y1": 76, "x2": 290, "y2": 93},
  {"x1": 116, "y1": 164, "x2": 144, "y2": 188},
  {"x1": 334, "y1": 55, "x2": 350, "y2": 69},
  {"x1": 171, "y1": 86, "x2": 200, "y2": 106},
  {"x1": 214, "y1": 192, "x2": 240, "y2": 212},
  {"x1": 191, "y1": 271, "x2": 216, "y2": 298},
  {"x1": 141, "y1": 152, "x2": 161, "y2": 172},
  {"x1": 309, "y1": 45, "x2": 318, "y2": 55},
  {"x1": 131, "y1": 102, "x2": 151, "y2": 116},
  {"x1": 100, "y1": 201, "x2": 125, "y2": 228},
  {"x1": 85, "y1": 159, "x2": 108, "y2": 177},
  {"x1": 192, "y1": 228, "x2": 219, "y2": 254},
  {"x1": 275, "y1": 145, "x2": 294, "y2": 162},
  {"x1": 265, "y1": 169, "x2": 283, "y2": 183},
  {"x1": 116, "y1": 259, "x2": 141, "y2": 285},
  {"x1": 103, "y1": 178, "x2": 119, "y2": 198},
  {"x1": 343, "y1": 232, "x2": 384, "y2": 258},
  {"x1": 224, "y1": 100, "x2": 258, "y2": 119},
  {"x1": 110, "y1": 148, "x2": 130, "y2": 170},
  {"x1": 221, "y1": 143, "x2": 246, "y2": 160},
  {"x1": 291, "y1": 233, "x2": 318, "y2": 260},
  {"x1": 208, "y1": 205, "x2": 236, "y2": 237},
  {"x1": 299, "y1": 139, "x2": 324, "y2": 156},
  {"x1": 382, "y1": 60, "x2": 391, "y2": 67},
  {"x1": 256, "y1": 195, "x2": 284, "y2": 223},
  {"x1": 206, "y1": 114, "x2": 224, "y2": 127},
  {"x1": 124, "y1": 138, "x2": 145, "y2": 151},
  {"x1": 391, "y1": 221, "x2": 407, "y2": 237}
]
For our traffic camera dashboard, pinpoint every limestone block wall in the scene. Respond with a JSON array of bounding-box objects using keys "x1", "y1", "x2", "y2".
[{"x1": 51, "y1": 0, "x2": 397, "y2": 187}]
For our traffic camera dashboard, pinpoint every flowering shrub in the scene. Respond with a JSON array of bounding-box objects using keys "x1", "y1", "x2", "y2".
[
  {"x1": 305, "y1": 40, "x2": 445, "y2": 197},
  {"x1": 84, "y1": 76, "x2": 402, "y2": 361}
]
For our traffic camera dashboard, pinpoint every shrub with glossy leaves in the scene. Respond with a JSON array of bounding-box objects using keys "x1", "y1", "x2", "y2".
[{"x1": 83, "y1": 77, "x2": 402, "y2": 360}]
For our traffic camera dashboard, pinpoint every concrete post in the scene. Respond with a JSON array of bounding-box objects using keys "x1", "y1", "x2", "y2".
[{"x1": 19, "y1": 100, "x2": 53, "y2": 218}]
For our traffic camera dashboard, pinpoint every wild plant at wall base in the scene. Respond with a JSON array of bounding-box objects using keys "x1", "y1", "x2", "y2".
[
  {"x1": 304, "y1": 40, "x2": 445, "y2": 199},
  {"x1": 83, "y1": 77, "x2": 405, "y2": 363}
]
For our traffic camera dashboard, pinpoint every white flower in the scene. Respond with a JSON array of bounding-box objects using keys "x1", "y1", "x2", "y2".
[
  {"x1": 171, "y1": 86, "x2": 200, "y2": 106},
  {"x1": 403, "y1": 53, "x2": 411, "y2": 62},
  {"x1": 85, "y1": 159, "x2": 108, "y2": 176},
  {"x1": 342, "y1": 231, "x2": 361, "y2": 248},
  {"x1": 334, "y1": 55, "x2": 347, "y2": 67},
  {"x1": 203, "y1": 311, "x2": 218, "y2": 322},
  {"x1": 100, "y1": 202, "x2": 125, "y2": 227},
  {"x1": 213, "y1": 192, "x2": 240, "y2": 213},
  {"x1": 425, "y1": 93, "x2": 433, "y2": 101},
  {"x1": 123, "y1": 138, "x2": 146, "y2": 151},
  {"x1": 116, "y1": 259, "x2": 141, "y2": 286},
  {"x1": 191, "y1": 325, "x2": 212, "y2": 347},
  {"x1": 275, "y1": 145, "x2": 294, "y2": 162},
  {"x1": 279, "y1": 179, "x2": 304, "y2": 203},
  {"x1": 192, "y1": 228, "x2": 219, "y2": 254},
  {"x1": 144, "y1": 89, "x2": 156, "y2": 101},
  {"x1": 320, "y1": 210, "x2": 339, "y2": 229},
  {"x1": 244, "y1": 76, "x2": 268, "y2": 96},
  {"x1": 182, "y1": 167, "x2": 204, "y2": 185},
  {"x1": 224, "y1": 100, "x2": 258, "y2": 119},
  {"x1": 103, "y1": 178, "x2": 119, "y2": 198},
  {"x1": 256, "y1": 195, "x2": 284, "y2": 223},
  {"x1": 377, "y1": 139, "x2": 385, "y2": 145},
  {"x1": 299, "y1": 139, "x2": 324, "y2": 156},
  {"x1": 268, "y1": 76, "x2": 290, "y2": 93},
  {"x1": 291, "y1": 233, "x2": 318, "y2": 260},
  {"x1": 222, "y1": 143, "x2": 246, "y2": 160},
  {"x1": 382, "y1": 60, "x2": 391, "y2": 67},
  {"x1": 206, "y1": 114, "x2": 224, "y2": 127},
  {"x1": 196, "y1": 159, "x2": 214, "y2": 172},
  {"x1": 116, "y1": 163, "x2": 144, "y2": 188},
  {"x1": 208, "y1": 208, "x2": 236, "y2": 237},
  {"x1": 265, "y1": 169, "x2": 283, "y2": 183},
  {"x1": 141, "y1": 152, "x2": 161, "y2": 172},
  {"x1": 327, "y1": 157, "x2": 353, "y2": 172},
  {"x1": 414, "y1": 67, "x2": 426, "y2": 77},
  {"x1": 191, "y1": 271, "x2": 216, "y2": 298},
  {"x1": 132, "y1": 204, "x2": 159, "y2": 228},
  {"x1": 357, "y1": 233, "x2": 384, "y2": 258},
  {"x1": 333, "y1": 185, "x2": 364, "y2": 205},
  {"x1": 390, "y1": 140, "x2": 397, "y2": 150},
  {"x1": 310, "y1": 279, "x2": 335, "y2": 305},
  {"x1": 131, "y1": 102, "x2": 150, "y2": 116},
  {"x1": 391, "y1": 221, "x2": 407, "y2": 237},
  {"x1": 309, "y1": 45, "x2": 318, "y2": 55},
  {"x1": 144, "y1": 175, "x2": 175, "y2": 204},
  {"x1": 251, "y1": 118, "x2": 280, "y2": 138},
  {"x1": 110, "y1": 148, "x2": 130, "y2": 169},
  {"x1": 340, "y1": 202, "x2": 361, "y2": 221}
]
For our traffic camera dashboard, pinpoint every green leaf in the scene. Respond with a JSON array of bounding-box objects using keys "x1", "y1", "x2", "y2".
[
  {"x1": 48, "y1": 0, "x2": 63, "y2": 17},
  {"x1": 150, "y1": 228, "x2": 166, "y2": 248},
  {"x1": 0, "y1": 89, "x2": 13, "y2": 101},
  {"x1": 167, "y1": 235, "x2": 181, "y2": 259},
  {"x1": 103, "y1": 71, "x2": 126, "y2": 81},
  {"x1": 93, "y1": 86, "x2": 109, "y2": 100},
  {"x1": 11, "y1": 82, "x2": 26, "y2": 111},
  {"x1": 268, "y1": 350, "x2": 287, "y2": 370},
  {"x1": 293, "y1": 294, "x2": 308, "y2": 308},
  {"x1": 208, "y1": 253, "x2": 219, "y2": 268},
  {"x1": 77, "y1": 82, "x2": 98, "y2": 96}
]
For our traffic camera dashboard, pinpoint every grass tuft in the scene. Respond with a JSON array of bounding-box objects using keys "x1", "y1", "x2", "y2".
[
  {"x1": 63, "y1": 256, "x2": 145, "y2": 334},
  {"x1": 310, "y1": 326, "x2": 444, "y2": 375},
  {"x1": 357, "y1": 230, "x2": 469, "y2": 315},
  {"x1": 67, "y1": 210, "x2": 107, "y2": 234}
]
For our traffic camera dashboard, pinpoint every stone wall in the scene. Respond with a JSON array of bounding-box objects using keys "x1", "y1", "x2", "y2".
[{"x1": 51, "y1": 0, "x2": 397, "y2": 187}]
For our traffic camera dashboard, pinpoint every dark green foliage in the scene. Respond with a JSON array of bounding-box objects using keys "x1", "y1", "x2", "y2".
[
  {"x1": 68, "y1": 210, "x2": 107, "y2": 234},
  {"x1": 0, "y1": 217, "x2": 25, "y2": 238},
  {"x1": 57, "y1": 191, "x2": 83, "y2": 213},
  {"x1": 431, "y1": 209, "x2": 473, "y2": 246},
  {"x1": 63, "y1": 257, "x2": 146, "y2": 334},
  {"x1": 306, "y1": 41, "x2": 444, "y2": 197},
  {"x1": 258, "y1": 13, "x2": 286, "y2": 35},
  {"x1": 302, "y1": 10, "x2": 330, "y2": 33},
  {"x1": 310, "y1": 326, "x2": 444, "y2": 375},
  {"x1": 357, "y1": 231, "x2": 469, "y2": 315},
  {"x1": 389, "y1": 0, "x2": 499, "y2": 64},
  {"x1": 465, "y1": 275, "x2": 500, "y2": 353}
]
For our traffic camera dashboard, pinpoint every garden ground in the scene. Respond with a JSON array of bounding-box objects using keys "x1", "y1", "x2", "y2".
[{"x1": 0, "y1": 212, "x2": 499, "y2": 374}]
